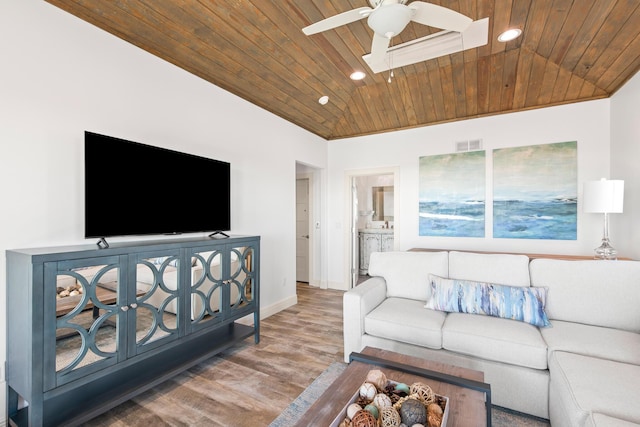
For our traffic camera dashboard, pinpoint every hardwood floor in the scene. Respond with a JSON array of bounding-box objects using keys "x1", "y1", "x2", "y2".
[{"x1": 85, "y1": 282, "x2": 345, "y2": 427}]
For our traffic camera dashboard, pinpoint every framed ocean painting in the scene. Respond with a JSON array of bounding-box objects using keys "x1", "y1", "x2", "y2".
[
  {"x1": 493, "y1": 141, "x2": 577, "y2": 240},
  {"x1": 419, "y1": 151, "x2": 486, "y2": 237}
]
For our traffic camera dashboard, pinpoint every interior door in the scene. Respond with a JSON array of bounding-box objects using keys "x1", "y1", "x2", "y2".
[{"x1": 296, "y1": 178, "x2": 310, "y2": 282}]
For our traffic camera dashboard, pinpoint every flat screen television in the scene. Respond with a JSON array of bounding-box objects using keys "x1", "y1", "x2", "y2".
[{"x1": 84, "y1": 131, "x2": 230, "y2": 239}]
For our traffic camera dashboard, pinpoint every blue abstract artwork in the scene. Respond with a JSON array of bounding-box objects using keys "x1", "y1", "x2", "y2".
[
  {"x1": 419, "y1": 151, "x2": 486, "y2": 237},
  {"x1": 493, "y1": 141, "x2": 577, "y2": 240}
]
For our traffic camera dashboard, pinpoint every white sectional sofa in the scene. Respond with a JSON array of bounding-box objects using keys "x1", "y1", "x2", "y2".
[{"x1": 343, "y1": 250, "x2": 640, "y2": 426}]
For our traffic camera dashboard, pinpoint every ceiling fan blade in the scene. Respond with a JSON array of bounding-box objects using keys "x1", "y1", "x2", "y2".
[
  {"x1": 409, "y1": 1, "x2": 472, "y2": 32},
  {"x1": 370, "y1": 33, "x2": 391, "y2": 65},
  {"x1": 302, "y1": 7, "x2": 372, "y2": 35}
]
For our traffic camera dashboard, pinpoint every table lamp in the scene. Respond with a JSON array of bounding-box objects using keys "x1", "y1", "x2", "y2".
[{"x1": 583, "y1": 178, "x2": 624, "y2": 260}]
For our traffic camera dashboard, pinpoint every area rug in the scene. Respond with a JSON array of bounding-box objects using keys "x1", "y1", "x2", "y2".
[{"x1": 269, "y1": 362, "x2": 550, "y2": 427}]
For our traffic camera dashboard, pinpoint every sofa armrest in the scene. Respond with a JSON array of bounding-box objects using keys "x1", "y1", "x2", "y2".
[{"x1": 343, "y1": 277, "x2": 387, "y2": 362}]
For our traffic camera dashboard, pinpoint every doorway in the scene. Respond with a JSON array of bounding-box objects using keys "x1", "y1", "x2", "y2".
[
  {"x1": 295, "y1": 162, "x2": 325, "y2": 289},
  {"x1": 296, "y1": 178, "x2": 310, "y2": 283},
  {"x1": 346, "y1": 168, "x2": 400, "y2": 289}
]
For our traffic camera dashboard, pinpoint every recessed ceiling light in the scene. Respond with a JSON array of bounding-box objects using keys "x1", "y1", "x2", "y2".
[
  {"x1": 350, "y1": 71, "x2": 366, "y2": 81},
  {"x1": 497, "y1": 28, "x2": 522, "y2": 42},
  {"x1": 318, "y1": 95, "x2": 329, "y2": 105}
]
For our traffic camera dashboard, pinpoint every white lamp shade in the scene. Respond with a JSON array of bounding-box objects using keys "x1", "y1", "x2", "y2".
[{"x1": 583, "y1": 179, "x2": 624, "y2": 213}]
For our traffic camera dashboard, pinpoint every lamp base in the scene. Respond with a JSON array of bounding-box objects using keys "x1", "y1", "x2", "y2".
[{"x1": 594, "y1": 239, "x2": 617, "y2": 260}]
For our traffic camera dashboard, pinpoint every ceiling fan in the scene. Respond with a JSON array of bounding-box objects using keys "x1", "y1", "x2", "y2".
[{"x1": 302, "y1": 0, "x2": 473, "y2": 65}]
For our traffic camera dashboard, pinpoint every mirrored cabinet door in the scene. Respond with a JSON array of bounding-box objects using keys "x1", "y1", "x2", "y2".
[
  {"x1": 227, "y1": 244, "x2": 256, "y2": 316},
  {"x1": 189, "y1": 248, "x2": 225, "y2": 328},
  {"x1": 45, "y1": 256, "x2": 124, "y2": 390},
  {"x1": 131, "y1": 252, "x2": 182, "y2": 356}
]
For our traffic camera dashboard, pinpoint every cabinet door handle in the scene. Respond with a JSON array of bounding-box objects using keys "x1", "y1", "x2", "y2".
[
  {"x1": 130, "y1": 303, "x2": 138, "y2": 309},
  {"x1": 121, "y1": 306, "x2": 129, "y2": 312}
]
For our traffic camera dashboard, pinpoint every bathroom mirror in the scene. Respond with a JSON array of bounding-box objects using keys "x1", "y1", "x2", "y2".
[{"x1": 372, "y1": 186, "x2": 394, "y2": 221}]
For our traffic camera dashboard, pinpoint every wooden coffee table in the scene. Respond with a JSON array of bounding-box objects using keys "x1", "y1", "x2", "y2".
[{"x1": 294, "y1": 347, "x2": 491, "y2": 426}]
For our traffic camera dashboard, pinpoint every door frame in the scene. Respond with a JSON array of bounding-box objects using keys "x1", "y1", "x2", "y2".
[
  {"x1": 295, "y1": 176, "x2": 311, "y2": 283},
  {"x1": 296, "y1": 164, "x2": 327, "y2": 289},
  {"x1": 344, "y1": 167, "x2": 400, "y2": 289}
]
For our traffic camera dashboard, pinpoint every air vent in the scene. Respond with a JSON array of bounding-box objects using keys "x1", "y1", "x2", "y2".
[
  {"x1": 455, "y1": 139, "x2": 483, "y2": 152},
  {"x1": 363, "y1": 18, "x2": 489, "y2": 73},
  {"x1": 456, "y1": 141, "x2": 469, "y2": 152},
  {"x1": 469, "y1": 139, "x2": 482, "y2": 150}
]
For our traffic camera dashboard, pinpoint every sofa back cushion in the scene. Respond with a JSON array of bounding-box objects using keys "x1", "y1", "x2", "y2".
[
  {"x1": 530, "y1": 259, "x2": 640, "y2": 332},
  {"x1": 449, "y1": 251, "x2": 531, "y2": 286},
  {"x1": 368, "y1": 251, "x2": 449, "y2": 301}
]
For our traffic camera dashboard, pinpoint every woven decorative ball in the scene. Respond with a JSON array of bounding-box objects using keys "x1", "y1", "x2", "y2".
[
  {"x1": 427, "y1": 402, "x2": 444, "y2": 427},
  {"x1": 364, "y1": 404, "x2": 379, "y2": 419},
  {"x1": 399, "y1": 398, "x2": 427, "y2": 426},
  {"x1": 365, "y1": 369, "x2": 388, "y2": 390},
  {"x1": 427, "y1": 411, "x2": 443, "y2": 427},
  {"x1": 427, "y1": 402, "x2": 443, "y2": 417},
  {"x1": 347, "y1": 403, "x2": 363, "y2": 420},
  {"x1": 359, "y1": 382, "x2": 377, "y2": 401},
  {"x1": 410, "y1": 382, "x2": 435, "y2": 405},
  {"x1": 373, "y1": 392, "x2": 393, "y2": 409},
  {"x1": 351, "y1": 409, "x2": 377, "y2": 427},
  {"x1": 380, "y1": 406, "x2": 401, "y2": 427}
]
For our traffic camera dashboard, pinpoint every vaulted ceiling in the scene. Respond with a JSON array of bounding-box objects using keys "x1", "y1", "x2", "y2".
[{"x1": 45, "y1": 0, "x2": 640, "y2": 140}]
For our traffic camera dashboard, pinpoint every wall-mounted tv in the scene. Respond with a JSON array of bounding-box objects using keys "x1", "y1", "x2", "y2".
[{"x1": 85, "y1": 131, "x2": 230, "y2": 239}]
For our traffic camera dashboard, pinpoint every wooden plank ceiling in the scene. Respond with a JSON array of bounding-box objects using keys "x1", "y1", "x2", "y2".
[{"x1": 45, "y1": 0, "x2": 640, "y2": 140}]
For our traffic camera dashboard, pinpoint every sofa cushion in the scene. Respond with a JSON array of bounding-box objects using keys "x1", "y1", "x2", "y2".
[
  {"x1": 74, "y1": 265, "x2": 119, "y2": 285},
  {"x1": 136, "y1": 264, "x2": 178, "y2": 289},
  {"x1": 530, "y1": 259, "x2": 640, "y2": 332},
  {"x1": 364, "y1": 297, "x2": 446, "y2": 349},
  {"x1": 449, "y1": 251, "x2": 531, "y2": 286},
  {"x1": 368, "y1": 251, "x2": 448, "y2": 301},
  {"x1": 589, "y1": 414, "x2": 640, "y2": 427},
  {"x1": 549, "y1": 351, "x2": 640, "y2": 426},
  {"x1": 426, "y1": 274, "x2": 550, "y2": 327},
  {"x1": 442, "y1": 313, "x2": 548, "y2": 369},
  {"x1": 541, "y1": 320, "x2": 640, "y2": 365}
]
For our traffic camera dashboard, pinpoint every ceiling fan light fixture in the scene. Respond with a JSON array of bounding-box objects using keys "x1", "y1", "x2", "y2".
[
  {"x1": 367, "y1": 3, "x2": 413, "y2": 38},
  {"x1": 350, "y1": 71, "x2": 366, "y2": 80},
  {"x1": 497, "y1": 28, "x2": 522, "y2": 42}
]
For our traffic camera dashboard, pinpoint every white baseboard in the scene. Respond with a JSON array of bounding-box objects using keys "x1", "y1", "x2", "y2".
[
  {"x1": 235, "y1": 294, "x2": 298, "y2": 326},
  {"x1": 328, "y1": 281, "x2": 349, "y2": 291},
  {"x1": 260, "y1": 294, "x2": 298, "y2": 319}
]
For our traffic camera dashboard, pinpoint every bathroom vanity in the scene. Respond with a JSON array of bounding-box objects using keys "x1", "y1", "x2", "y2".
[{"x1": 358, "y1": 228, "x2": 394, "y2": 275}]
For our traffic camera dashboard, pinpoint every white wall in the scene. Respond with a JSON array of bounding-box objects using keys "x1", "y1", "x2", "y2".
[
  {"x1": 327, "y1": 100, "x2": 618, "y2": 289},
  {"x1": 611, "y1": 71, "x2": 640, "y2": 260},
  {"x1": 0, "y1": 1, "x2": 327, "y2": 422}
]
